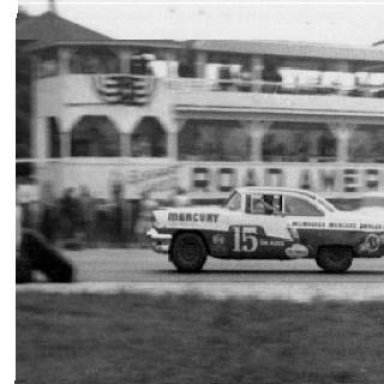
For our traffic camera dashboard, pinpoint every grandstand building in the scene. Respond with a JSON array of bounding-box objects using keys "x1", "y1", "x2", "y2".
[{"x1": 17, "y1": 11, "x2": 384, "y2": 202}]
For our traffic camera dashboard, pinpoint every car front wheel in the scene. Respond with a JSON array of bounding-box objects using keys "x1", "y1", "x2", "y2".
[
  {"x1": 316, "y1": 247, "x2": 353, "y2": 273},
  {"x1": 171, "y1": 233, "x2": 207, "y2": 273}
]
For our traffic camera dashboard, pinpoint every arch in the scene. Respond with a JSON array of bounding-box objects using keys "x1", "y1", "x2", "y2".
[
  {"x1": 131, "y1": 116, "x2": 167, "y2": 157},
  {"x1": 71, "y1": 115, "x2": 120, "y2": 157},
  {"x1": 349, "y1": 125, "x2": 384, "y2": 163},
  {"x1": 178, "y1": 120, "x2": 250, "y2": 161},
  {"x1": 69, "y1": 47, "x2": 119, "y2": 74},
  {"x1": 262, "y1": 121, "x2": 336, "y2": 162}
]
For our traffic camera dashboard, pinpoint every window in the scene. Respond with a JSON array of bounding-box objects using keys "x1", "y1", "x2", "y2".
[
  {"x1": 262, "y1": 122, "x2": 336, "y2": 162},
  {"x1": 178, "y1": 120, "x2": 250, "y2": 161},
  {"x1": 70, "y1": 48, "x2": 119, "y2": 74},
  {"x1": 37, "y1": 49, "x2": 59, "y2": 78},
  {"x1": 349, "y1": 125, "x2": 384, "y2": 163},
  {"x1": 285, "y1": 196, "x2": 324, "y2": 217},
  {"x1": 224, "y1": 191, "x2": 242, "y2": 211},
  {"x1": 246, "y1": 194, "x2": 282, "y2": 215}
]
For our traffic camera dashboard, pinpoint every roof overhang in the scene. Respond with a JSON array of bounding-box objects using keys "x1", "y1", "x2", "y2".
[
  {"x1": 174, "y1": 105, "x2": 384, "y2": 125},
  {"x1": 23, "y1": 40, "x2": 185, "y2": 53}
]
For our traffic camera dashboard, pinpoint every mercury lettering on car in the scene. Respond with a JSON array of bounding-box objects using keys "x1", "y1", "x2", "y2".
[{"x1": 167, "y1": 212, "x2": 220, "y2": 223}]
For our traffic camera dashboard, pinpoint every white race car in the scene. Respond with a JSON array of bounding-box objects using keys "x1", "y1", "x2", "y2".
[{"x1": 147, "y1": 187, "x2": 384, "y2": 273}]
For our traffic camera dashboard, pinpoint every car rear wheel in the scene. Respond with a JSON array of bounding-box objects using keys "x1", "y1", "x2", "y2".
[
  {"x1": 316, "y1": 247, "x2": 353, "y2": 273},
  {"x1": 171, "y1": 233, "x2": 207, "y2": 273}
]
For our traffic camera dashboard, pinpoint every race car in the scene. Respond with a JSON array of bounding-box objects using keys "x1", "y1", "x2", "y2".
[{"x1": 147, "y1": 187, "x2": 384, "y2": 273}]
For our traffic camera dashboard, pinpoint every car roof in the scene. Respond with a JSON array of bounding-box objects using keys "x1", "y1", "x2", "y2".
[
  {"x1": 361, "y1": 191, "x2": 384, "y2": 198},
  {"x1": 236, "y1": 186, "x2": 318, "y2": 199}
]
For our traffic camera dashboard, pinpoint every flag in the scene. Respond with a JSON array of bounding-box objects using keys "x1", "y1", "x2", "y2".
[{"x1": 93, "y1": 74, "x2": 155, "y2": 105}]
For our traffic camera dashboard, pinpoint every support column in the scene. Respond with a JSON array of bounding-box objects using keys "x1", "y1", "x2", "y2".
[
  {"x1": 165, "y1": 50, "x2": 177, "y2": 77},
  {"x1": 58, "y1": 48, "x2": 72, "y2": 75},
  {"x1": 35, "y1": 117, "x2": 47, "y2": 160},
  {"x1": 167, "y1": 118, "x2": 184, "y2": 160},
  {"x1": 120, "y1": 132, "x2": 132, "y2": 157},
  {"x1": 250, "y1": 55, "x2": 264, "y2": 91},
  {"x1": 330, "y1": 61, "x2": 351, "y2": 95},
  {"x1": 60, "y1": 131, "x2": 71, "y2": 158},
  {"x1": 120, "y1": 49, "x2": 133, "y2": 73},
  {"x1": 330, "y1": 123, "x2": 355, "y2": 163},
  {"x1": 245, "y1": 120, "x2": 270, "y2": 161},
  {"x1": 167, "y1": 131, "x2": 178, "y2": 160},
  {"x1": 195, "y1": 51, "x2": 207, "y2": 78}
]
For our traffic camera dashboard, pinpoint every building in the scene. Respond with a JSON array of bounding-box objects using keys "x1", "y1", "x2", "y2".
[{"x1": 16, "y1": 10, "x2": 384, "y2": 202}]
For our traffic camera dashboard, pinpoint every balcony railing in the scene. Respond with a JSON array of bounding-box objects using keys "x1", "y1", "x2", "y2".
[{"x1": 165, "y1": 77, "x2": 384, "y2": 98}]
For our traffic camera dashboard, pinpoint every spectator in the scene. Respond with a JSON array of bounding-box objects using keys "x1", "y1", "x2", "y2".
[
  {"x1": 130, "y1": 54, "x2": 155, "y2": 76},
  {"x1": 130, "y1": 55, "x2": 146, "y2": 75},
  {"x1": 78, "y1": 186, "x2": 95, "y2": 247},
  {"x1": 178, "y1": 48, "x2": 195, "y2": 78},
  {"x1": 218, "y1": 61, "x2": 232, "y2": 91},
  {"x1": 17, "y1": 177, "x2": 39, "y2": 230},
  {"x1": 262, "y1": 64, "x2": 282, "y2": 93},
  {"x1": 111, "y1": 183, "x2": 126, "y2": 246},
  {"x1": 135, "y1": 190, "x2": 159, "y2": 245},
  {"x1": 172, "y1": 187, "x2": 190, "y2": 207},
  {"x1": 39, "y1": 183, "x2": 58, "y2": 243},
  {"x1": 59, "y1": 188, "x2": 80, "y2": 242}
]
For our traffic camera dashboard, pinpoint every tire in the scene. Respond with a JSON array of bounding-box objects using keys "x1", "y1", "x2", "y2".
[
  {"x1": 316, "y1": 247, "x2": 353, "y2": 273},
  {"x1": 16, "y1": 257, "x2": 32, "y2": 284},
  {"x1": 171, "y1": 233, "x2": 207, "y2": 273},
  {"x1": 21, "y1": 230, "x2": 74, "y2": 283}
]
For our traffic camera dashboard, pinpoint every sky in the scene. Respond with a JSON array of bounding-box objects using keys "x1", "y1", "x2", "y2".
[{"x1": 17, "y1": 0, "x2": 384, "y2": 47}]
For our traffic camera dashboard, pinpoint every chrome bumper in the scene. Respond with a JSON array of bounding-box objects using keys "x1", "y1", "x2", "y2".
[{"x1": 146, "y1": 228, "x2": 172, "y2": 254}]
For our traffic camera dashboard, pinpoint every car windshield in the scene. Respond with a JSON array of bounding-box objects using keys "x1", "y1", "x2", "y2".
[
  {"x1": 223, "y1": 191, "x2": 242, "y2": 210},
  {"x1": 316, "y1": 196, "x2": 337, "y2": 213},
  {"x1": 360, "y1": 196, "x2": 384, "y2": 208}
]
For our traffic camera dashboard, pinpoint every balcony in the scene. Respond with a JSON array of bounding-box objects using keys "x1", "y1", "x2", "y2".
[
  {"x1": 166, "y1": 78, "x2": 384, "y2": 122},
  {"x1": 37, "y1": 74, "x2": 384, "y2": 123}
]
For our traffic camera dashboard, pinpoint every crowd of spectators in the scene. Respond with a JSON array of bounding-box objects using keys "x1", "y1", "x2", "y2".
[
  {"x1": 212, "y1": 62, "x2": 384, "y2": 97},
  {"x1": 17, "y1": 180, "x2": 190, "y2": 249}
]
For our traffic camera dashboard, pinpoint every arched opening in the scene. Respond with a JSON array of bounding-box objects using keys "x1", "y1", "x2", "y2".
[
  {"x1": 69, "y1": 47, "x2": 119, "y2": 74},
  {"x1": 47, "y1": 117, "x2": 60, "y2": 158},
  {"x1": 262, "y1": 122, "x2": 336, "y2": 162},
  {"x1": 131, "y1": 117, "x2": 167, "y2": 157},
  {"x1": 71, "y1": 116, "x2": 120, "y2": 157},
  {"x1": 178, "y1": 120, "x2": 250, "y2": 161},
  {"x1": 349, "y1": 125, "x2": 384, "y2": 163}
]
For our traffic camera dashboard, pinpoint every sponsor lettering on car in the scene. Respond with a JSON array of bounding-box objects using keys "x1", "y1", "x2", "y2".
[{"x1": 168, "y1": 212, "x2": 220, "y2": 223}]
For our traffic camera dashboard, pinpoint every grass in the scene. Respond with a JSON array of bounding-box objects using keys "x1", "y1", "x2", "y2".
[{"x1": 17, "y1": 293, "x2": 384, "y2": 384}]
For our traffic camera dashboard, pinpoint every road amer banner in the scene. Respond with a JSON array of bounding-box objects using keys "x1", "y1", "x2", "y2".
[
  {"x1": 41, "y1": 160, "x2": 384, "y2": 199},
  {"x1": 179, "y1": 163, "x2": 384, "y2": 197}
]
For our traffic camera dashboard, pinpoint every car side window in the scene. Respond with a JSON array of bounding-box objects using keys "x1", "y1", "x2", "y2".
[
  {"x1": 246, "y1": 194, "x2": 282, "y2": 215},
  {"x1": 285, "y1": 196, "x2": 324, "y2": 217}
]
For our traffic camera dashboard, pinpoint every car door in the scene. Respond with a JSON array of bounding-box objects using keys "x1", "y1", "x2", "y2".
[
  {"x1": 227, "y1": 193, "x2": 292, "y2": 259},
  {"x1": 283, "y1": 194, "x2": 326, "y2": 254}
]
